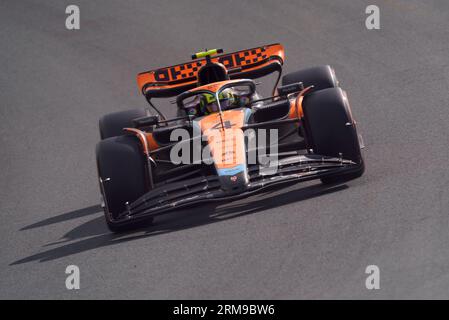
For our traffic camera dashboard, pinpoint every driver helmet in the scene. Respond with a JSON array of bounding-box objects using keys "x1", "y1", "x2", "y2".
[{"x1": 199, "y1": 88, "x2": 237, "y2": 115}]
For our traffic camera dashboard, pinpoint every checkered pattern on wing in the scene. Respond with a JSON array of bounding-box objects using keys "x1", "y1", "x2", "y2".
[
  {"x1": 153, "y1": 46, "x2": 271, "y2": 82},
  {"x1": 173, "y1": 61, "x2": 205, "y2": 80}
]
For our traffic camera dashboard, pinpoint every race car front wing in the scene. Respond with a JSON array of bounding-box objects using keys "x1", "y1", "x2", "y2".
[{"x1": 108, "y1": 153, "x2": 361, "y2": 225}]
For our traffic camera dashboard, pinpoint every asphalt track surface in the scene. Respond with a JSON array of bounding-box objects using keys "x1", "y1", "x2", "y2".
[{"x1": 1, "y1": 0, "x2": 449, "y2": 299}]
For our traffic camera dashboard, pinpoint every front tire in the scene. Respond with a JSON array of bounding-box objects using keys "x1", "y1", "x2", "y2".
[
  {"x1": 301, "y1": 88, "x2": 364, "y2": 184},
  {"x1": 96, "y1": 135, "x2": 153, "y2": 232}
]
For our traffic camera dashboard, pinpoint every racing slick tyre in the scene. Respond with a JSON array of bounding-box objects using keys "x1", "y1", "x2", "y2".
[
  {"x1": 96, "y1": 135, "x2": 153, "y2": 232},
  {"x1": 301, "y1": 88, "x2": 364, "y2": 184},
  {"x1": 282, "y1": 65, "x2": 338, "y2": 92},
  {"x1": 99, "y1": 108, "x2": 148, "y2": 140}
]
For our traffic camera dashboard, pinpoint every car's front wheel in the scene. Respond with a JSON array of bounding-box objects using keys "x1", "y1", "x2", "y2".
[
  {"x1": 301, "y1": 87, "x2": 364, "y2": 184},
  {"x1": 96, "y1": 135, "x2": 153, "y2": 232}
]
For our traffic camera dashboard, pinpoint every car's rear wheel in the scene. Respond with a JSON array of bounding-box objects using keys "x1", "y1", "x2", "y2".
[
  {"x1": 282, "y1": 65, "x2": 338, "y2": 92},
  {"x1": 96, "y1": 135, "x2": 153, "y2": 232},
  {"x1": 99, "y1": 108, "x2": 149, "y2": 140},
  {"x1": 301, "y1": 88, "x2": 364, "y2": 184}
]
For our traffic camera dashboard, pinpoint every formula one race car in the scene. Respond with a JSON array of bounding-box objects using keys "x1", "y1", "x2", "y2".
[{"x1": 96, "y1": 43, "x2": 364, "y2": 232}]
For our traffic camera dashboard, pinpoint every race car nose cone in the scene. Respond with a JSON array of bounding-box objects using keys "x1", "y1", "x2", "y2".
[{"x1": 218, "y1": 171, "x2": 249, "y2": 193}]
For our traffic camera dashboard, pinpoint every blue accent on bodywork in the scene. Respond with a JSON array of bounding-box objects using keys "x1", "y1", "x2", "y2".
[
  {"x1": 243, "y1": 108, "x2": 252, "y2": 123},
  {"x1": 217, "y1": 164, "x2": 246, "y2": 176}
]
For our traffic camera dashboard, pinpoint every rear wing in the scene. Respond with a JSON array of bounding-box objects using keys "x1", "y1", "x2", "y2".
[{"x1": 137, "y1": 43, "x2": 285, "y2": 98}]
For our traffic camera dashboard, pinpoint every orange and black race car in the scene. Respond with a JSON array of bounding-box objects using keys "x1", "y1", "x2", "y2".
[{"x1": 96, "y1": 43, "x2": 365, "y2": 232}]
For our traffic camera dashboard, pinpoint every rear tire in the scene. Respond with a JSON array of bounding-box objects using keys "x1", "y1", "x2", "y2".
[
  {"x1": 282, "y1": 65, "x2": 338, "y2": 92},
  {"x1": 301, "y1": 88, "x2": 364, "y2": 184},
  {"x1": 96, "y1": 135, "x2": 153, "y2": 232},
  {"x1": 99, "y1": 108, "x2": 148, "y2": 140}
]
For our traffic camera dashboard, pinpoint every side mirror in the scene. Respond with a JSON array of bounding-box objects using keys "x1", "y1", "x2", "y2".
[
  {"x1": 254, "y1": 100, "x2": 290, "y2": 123},
  {"x1": 277, "y1": 82, "x2": 304, "y2": 97},
  {"x1": 133, "y1": 115, "x2": 159, "y2": 128}
]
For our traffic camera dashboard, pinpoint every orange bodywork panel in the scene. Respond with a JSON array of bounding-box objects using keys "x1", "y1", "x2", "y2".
[
  {"x1": 145, "y1": 132, "x2": 159, "y2": 151},
  {"x1": 198, "y1": 110, "x2": 247, "y2": 169},
  {"x1": 137, "y1": 43, "x2": 284, "y2": 97},
  {"x1": 287, "y1": 86, "x2": 314, "y2": 119},
  {"x1": 124, "y1": 128, "x2": 159, "y2": 154},
  {"x1": 288, "y1": 96, "x2": 304, "y2": 119}
]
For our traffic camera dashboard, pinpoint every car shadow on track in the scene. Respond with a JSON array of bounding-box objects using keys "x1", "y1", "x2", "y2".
[
  {"x1": 20, "y1": 205, "x2": 103, "y2": 231},
  {"x1": 11, "y1": 183, "x2": 347, "y2": 265}
]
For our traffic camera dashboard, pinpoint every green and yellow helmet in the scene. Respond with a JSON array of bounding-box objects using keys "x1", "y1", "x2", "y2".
[{"x1": 199, "y1": 89, "x2": 237, "y2": 114}]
